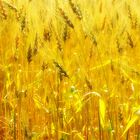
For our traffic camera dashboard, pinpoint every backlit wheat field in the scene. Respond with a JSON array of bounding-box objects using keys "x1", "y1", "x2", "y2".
[{"x1": 1, "y1": 0, "x2": 140, "y2": 139}]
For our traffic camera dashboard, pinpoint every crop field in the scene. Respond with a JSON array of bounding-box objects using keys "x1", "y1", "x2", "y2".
[{"x1": 0, "y1": 0, "x2": 140, "y2": 139}]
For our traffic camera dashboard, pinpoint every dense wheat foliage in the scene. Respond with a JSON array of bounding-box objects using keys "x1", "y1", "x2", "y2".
[{"x1": 0, "y1": 0, "x2": 140, "y2": 139}]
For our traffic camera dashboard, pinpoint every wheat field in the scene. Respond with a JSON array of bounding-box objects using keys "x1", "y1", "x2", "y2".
[{"x1": 0, "y1": 0, "x2": 140, "y2": 139}]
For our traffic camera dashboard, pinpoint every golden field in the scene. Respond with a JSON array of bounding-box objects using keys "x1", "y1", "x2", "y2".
[{"x1": 0, "y1": 0, "x2": 140, "y2": 139}]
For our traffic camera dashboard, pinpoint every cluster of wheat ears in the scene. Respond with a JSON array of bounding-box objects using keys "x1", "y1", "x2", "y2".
[{"x1": 0, "y1": 0, "x2": 140, "y2": 139}]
